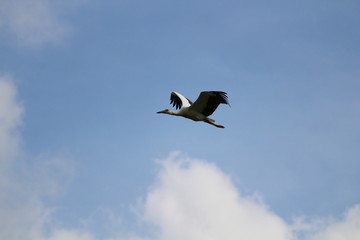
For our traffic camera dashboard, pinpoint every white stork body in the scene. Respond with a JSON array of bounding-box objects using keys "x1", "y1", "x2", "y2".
[{"x1": 157, "y1": 91, "x2": 229, "y2": 128}]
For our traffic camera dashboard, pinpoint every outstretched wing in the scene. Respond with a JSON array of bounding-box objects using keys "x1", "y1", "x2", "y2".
[
  {"x1": 170, "y1": 92, "x2": 193, "y2": 110},
  {"x1": 189, "y1": 91, "x2": 229, "y2": 116}
]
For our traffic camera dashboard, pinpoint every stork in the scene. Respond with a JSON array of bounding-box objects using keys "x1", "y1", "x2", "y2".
[{"x1": 157, "y1": 91, "x2": 229, "y2": 128}]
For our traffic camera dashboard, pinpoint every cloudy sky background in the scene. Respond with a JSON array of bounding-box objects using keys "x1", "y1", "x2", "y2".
[{"x1": 1, "y1": 0, "x2": 360, "y2": 239}]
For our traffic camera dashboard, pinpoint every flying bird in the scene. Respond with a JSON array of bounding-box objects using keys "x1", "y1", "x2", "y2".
[{"x1": 157, "y1": 91, "x2": 229, "y2": 128}]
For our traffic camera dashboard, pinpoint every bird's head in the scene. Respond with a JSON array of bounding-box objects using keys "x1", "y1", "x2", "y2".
[{"x1": 156, "y1": 109, "x2": 174, "y2": 115}]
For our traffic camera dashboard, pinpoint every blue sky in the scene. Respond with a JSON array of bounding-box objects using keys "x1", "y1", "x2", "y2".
[{"x1": 1, "y1": 0, "x2": 360, "y2": 239}]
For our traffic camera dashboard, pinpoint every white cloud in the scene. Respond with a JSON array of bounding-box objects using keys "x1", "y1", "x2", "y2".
[
  {"x1": 142, "y1": 152, "x2": 293, "y2": 240},
  {"x1": 140, "y1": 153, "x2": 360, "y2": 240},
  {"x1": 0, "y1": 0, "x2": 71, "y2": 46}
]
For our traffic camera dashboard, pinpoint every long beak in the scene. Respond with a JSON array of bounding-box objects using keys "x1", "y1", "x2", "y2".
[{"x1": 157, "y1": 110, "x2": 166, "y2": 114}]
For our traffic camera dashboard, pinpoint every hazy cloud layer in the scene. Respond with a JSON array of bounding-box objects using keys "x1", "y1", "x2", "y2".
[{"x1": 0, "y1": 76, "x2": 359, "y2": 240}]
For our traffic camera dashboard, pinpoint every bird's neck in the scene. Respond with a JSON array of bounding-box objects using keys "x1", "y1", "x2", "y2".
[{"x1": 169, "y1": 110, "x2": 178, "y2": 115}]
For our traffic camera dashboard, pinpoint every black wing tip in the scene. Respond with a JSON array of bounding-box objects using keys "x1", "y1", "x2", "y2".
[
  {"x1": 208, "y1": 91, "x2": 229, "y2": 105},
  {"x1": 170, "y1": 92, "x2": 182, "y2": 109}
]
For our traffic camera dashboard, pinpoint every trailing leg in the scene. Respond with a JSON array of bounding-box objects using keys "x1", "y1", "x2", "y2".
[{"x1": 205, "y1": 119, "x2": 225, "y2": 128}]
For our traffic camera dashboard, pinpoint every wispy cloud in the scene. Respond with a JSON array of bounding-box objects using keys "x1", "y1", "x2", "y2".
[
  {"x1": 0, "y1": 75, "x2": 43, "y2": 240},
  {"x1": 0, "y1": 75, "x2": 22, "y2": 161},
  {"x1": 48, "y1": 230, "x2": 95, "y2": 240},
  {"x1": 0, "y1": 75, "x2": 83, "y2": 240},
  {"x1": 309, "y1": 205, "x2": 360, "y2": 240},
  {"x1": 0, "y1": 0, "x2": 72, "y2": 46},
  {"x1": 0, "y1": 76, "x2": 359, "y2": 240}
]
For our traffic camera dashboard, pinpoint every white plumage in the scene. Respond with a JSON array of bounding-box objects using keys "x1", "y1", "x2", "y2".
[{"x1": 157, "y1": 91, "x2": 229, "y2": 128}]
